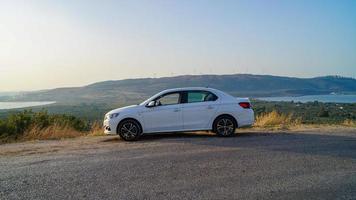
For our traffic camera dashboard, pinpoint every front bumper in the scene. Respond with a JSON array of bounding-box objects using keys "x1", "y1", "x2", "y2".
[{"x1": 103, "y1": 119, "x2": 115, "y2": 135}]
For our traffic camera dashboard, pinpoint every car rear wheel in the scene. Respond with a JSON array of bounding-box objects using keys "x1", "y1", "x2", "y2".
[
  {"x1": 213, "y1": 116, "x2": 236, "y2": 137},
  {"x1": 117, "y1": 119, "x2": 142, "y2": 141}
]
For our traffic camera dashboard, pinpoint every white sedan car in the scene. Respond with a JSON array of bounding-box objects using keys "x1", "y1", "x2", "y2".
[{"x1": 104, "y1": 87, "x2": 254, "y2": 141}]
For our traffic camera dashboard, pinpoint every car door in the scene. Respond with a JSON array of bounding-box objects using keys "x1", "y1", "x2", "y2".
[
  {"x1": 182, "y1": 90, "x2": 219, "y2": 130},
  {"x1": 141, "y1": 92, "x2": 183, "y2": 133}
]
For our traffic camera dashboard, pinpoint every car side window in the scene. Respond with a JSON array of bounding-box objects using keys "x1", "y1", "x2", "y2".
[
  {"x1": 156, "y1": 92, "x2": 180, "y2": 106},
  {"x1": 187, "y1": 91, "x2": 217, "y2": 103}
]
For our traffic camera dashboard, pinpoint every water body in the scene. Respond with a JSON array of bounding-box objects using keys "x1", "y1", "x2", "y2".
[
  {"x1": 0, "y1": 101, "x2": 56, "y2": 110},
  {"x1": 258, "y1": 95, "x2": 356, "y2": 103}
]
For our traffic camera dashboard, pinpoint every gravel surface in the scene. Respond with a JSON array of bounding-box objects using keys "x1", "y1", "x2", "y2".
[{"x1": 1, "y1": 131, "x2": 356, "y2": 200}]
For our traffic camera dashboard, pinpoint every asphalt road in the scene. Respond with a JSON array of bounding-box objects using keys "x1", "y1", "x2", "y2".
[{"x1": 1, "y1": 131, "x2": 356, "y2": 200}]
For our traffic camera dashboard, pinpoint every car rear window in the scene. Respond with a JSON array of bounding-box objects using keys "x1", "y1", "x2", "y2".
[{"x1": 186, "y1": 91, "x2": 217, "y2": 103}]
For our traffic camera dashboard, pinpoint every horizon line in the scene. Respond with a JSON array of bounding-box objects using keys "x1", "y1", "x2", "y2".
[{"x1": 1, "y1": 73, "x2": 355, "y2": 93}]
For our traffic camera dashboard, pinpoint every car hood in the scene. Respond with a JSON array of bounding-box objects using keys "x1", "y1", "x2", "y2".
[{"x1": 106, "y1": 105, "x2": 140, "y2": 115}]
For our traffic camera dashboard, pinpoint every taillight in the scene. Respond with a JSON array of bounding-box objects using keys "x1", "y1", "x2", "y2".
[{"x1": 239, "y1": 102, "x2": 251, "y2": 109}]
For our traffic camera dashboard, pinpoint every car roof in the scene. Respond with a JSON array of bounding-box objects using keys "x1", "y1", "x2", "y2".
[{"x1": 160, "y1": 87, "x2": 219, "y2": 93}]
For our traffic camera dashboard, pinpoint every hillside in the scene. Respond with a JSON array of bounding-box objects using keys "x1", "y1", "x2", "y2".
[{"x1": 2, "y1": 74, "x2": 356, "y2": 105}]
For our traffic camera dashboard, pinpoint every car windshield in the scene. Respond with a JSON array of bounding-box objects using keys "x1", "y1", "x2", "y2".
[{"x1": 139, "y1": 93, "x2": 160, "y2": 106}]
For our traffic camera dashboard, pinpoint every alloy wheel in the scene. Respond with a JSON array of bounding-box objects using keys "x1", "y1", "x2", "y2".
[
  {"x1": 120, "y1": 122, "x2": 139, "y2": 140},
  {"x1": 216, "y1": 118, "x2": 235, "y2": 136}
]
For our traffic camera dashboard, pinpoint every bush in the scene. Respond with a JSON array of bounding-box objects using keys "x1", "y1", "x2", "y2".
[
  {"x1": 318, "y1": 107, "x2": 329, "y2": 117},
  {"x1": 0, "y1": 110, "x2": 91, "y2": 141}
]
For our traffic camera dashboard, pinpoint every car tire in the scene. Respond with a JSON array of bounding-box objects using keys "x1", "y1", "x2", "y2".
[
  {"x1": 117, "y1": 119, "x2": 142, "y2": 141},
  {"x1": 213, "y1": 116, "x2": 236, "y2": 137}
]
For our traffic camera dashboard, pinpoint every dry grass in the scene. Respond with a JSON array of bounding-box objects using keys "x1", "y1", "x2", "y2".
[
  {"x1": 342, "y1": 119, "x2": 356, "y2": 127},
  {"x1": 9, "y1": 114, "x2": 356, "y2": 143},
  {"x1": 249, "y1": 110, "x2": 356, "y2": 132},
  {"x1": 254, "y1": 110, "x2": 301, "y2": 130},
  {"x1": 87, "y1": 121, "x2": 105, "y2": 136},
  {"x1": 21, "y1": 121, "x2": 106, "y2": 141},
  {"x1": 22, "y1": 124, "x2": 85, "y2": 141}
]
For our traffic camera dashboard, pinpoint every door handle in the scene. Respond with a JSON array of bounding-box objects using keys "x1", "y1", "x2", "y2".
[
  {"x1": 207, "y1": 105, "x2": 214, "y2": 109},
  {"x1": 173, "y1": 108, "x2": 180, "y2": 112}
]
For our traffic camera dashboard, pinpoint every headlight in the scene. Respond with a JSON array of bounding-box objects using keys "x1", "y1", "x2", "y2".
[{"x1": 107, "y1": 113, "x2": 120, "y2": 119}]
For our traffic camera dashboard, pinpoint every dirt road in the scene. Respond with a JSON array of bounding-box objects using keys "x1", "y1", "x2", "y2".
[{"x1": 1, "y1": 130, "x2": 356, "y2": 200}]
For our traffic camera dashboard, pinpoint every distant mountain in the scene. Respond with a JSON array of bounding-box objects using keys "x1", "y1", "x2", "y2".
[
  {"x1": 0, "y1": 92, "x2": 21, "y2": 97},
  {"x1": 3, "y1": 74, "x2": 356, "y2": 105}
]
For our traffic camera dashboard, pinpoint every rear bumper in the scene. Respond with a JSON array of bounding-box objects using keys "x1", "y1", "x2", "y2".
[{"x1": 237, "y1": 109, "x2": 255, "y2": 127}]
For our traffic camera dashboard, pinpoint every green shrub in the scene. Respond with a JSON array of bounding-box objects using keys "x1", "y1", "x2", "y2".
[
  {"x1": 318, "y1": 108, "x2": 329, "y2": 117},
  {"x1": 0, "y1": 110, "x2": 90, "y2": 141}
]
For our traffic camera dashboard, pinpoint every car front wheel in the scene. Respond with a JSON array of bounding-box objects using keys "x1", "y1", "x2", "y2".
[
  {"x1": 117, "y1": 119, "x2": 142, "y2": 141},
  {"x1": 213, "y1": 116, "x2": 236, "y2": 137}
]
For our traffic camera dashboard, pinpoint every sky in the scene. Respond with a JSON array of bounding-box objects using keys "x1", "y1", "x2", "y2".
[{"x1": 0, "y1": 0, "x2": 355, "y2": 91}]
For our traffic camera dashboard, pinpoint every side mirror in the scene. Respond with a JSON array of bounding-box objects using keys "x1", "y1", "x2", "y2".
[{"x1": 146, "y1": 101, "x2": 156, "y2": 108}]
